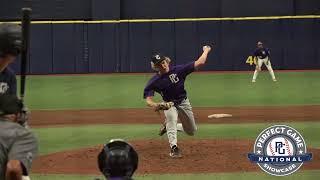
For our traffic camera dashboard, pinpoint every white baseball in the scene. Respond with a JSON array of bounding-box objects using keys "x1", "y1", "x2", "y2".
[
  {"x1": 203, "y1": 45, "x2": 211, "y2": 51},
  {"x1": 266, "y1": 137, "x2": 294, "y2": 156}
]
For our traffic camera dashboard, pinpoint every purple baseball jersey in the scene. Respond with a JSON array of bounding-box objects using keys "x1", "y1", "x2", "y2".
[
  {"x1": 0, "y1": 68, "x2": 17, "y2": 95},
  {"x1": 143, "y1": 61, "x2": 195, "y2": 105},
  {"x1": 253, "y1": 48, "x2": 270, "y2": 59}
]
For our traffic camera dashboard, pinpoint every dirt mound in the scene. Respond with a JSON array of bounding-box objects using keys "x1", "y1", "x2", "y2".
[
  {"x1": 30, "y1": 105, "x2": 320, "y2": 127},
  {"x1": 32, "y1": 139, "x2": 320, "y2": 175}
]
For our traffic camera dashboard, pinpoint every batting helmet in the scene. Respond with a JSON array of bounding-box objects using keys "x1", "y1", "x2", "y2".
[
  {"x1": 0, "y1": 94, "x2": 23, "y2": 116},
  {"x1": 97, "y1": 139, "x2": 138, "y2": 180},
  {"x1": 0, "y1": 23, "x2": 22, "y2": 58}
]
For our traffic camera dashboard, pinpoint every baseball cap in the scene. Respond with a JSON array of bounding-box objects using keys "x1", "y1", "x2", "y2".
[
  {"x1": 0, "y1": 94, "x2": 23, "y2": 116},
  {"x1": 151, "y1": 53, "x2": 166, "y2": 65}
]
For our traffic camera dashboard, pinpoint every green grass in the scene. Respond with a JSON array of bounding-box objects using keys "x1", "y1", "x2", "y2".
[
  {"x1": 34, "y1": 122, "x2": 320, "y2": 155},
  {"x1": 21, "y1": 71, "x2": 320, "y2": 110},
  {"x1": 31, "y1": 170, "x2": 320, "y2": 180},
  {"x1": 22, "y1": 71, "x2": 320, "y2": 179}
]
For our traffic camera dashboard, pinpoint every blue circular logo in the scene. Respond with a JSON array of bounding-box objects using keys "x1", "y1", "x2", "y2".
[{"x1": 248, "y1": 125, "x2": 312, "y2": 176}]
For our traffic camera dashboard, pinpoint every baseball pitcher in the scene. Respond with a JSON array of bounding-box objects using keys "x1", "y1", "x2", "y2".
[
  {"x1": 143, "y1": 45, "x2": 212, "y2": 158},
  {"x1": 0, "y1": 94, "x2": 38, "y2": 180},
  {"x1": 252, "y1": 41, "x2": 277, "y2": 82}
]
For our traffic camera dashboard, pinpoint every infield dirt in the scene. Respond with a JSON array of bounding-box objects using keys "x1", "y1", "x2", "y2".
[{"x1": 31, "y1": 105, "x2": 320, "y2": 174}]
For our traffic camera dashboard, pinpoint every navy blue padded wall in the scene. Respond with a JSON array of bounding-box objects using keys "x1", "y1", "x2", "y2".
[
  {"x1": 87, "y1": 23, "x2": 119, "y2": 73},
  {"x1": 120, "y1": 0, "x2": 220, "y2": 19},
  {"x1": 52, "y1": 24, "x2": 76, "y2": 73},
  {"x1": 295, "y1": 0, "x2": 320, "y2": 15},
  {"x1": 194, "y1": 0, "x2": 221, "y2": 18},
  {"x1": 151, "y1": 22, "x2": 176, "y2": 66},
  {"x1": 0, "y1": 0, "x2": 54, "y2": 20},
  {"x1": 127, "y1": 23, "x2": 152, "y2": 72},
  {"x1": 174, "y1": 0, "x2": 196, "y2": 18},
  {"x1": 221, "y1": 0, "x2": 294, "y2": 17},
  {"x1": 0, "y1": 0, "x2": 91, "y2": 20},
  {"x1": 2, "y1": 0, "x2": 320, "y2": 21},
  {"x1": 92, "y1": 0, "x2": 120, "y2": 20},
  {"x1": 174, "y1": 0, "x2": 221, "y2": 18},
  {"x1": 74, "y1": 24, "x2": 89, "y2": 73},
  {"x1": 174, "y1": 22, "x2": 198, "y2": 65},
  {"x1": 197, "y1": 21, "x2": 221, "y2": 71},
  {"x1": 29, "y1": 24, "x2": 53, "y2": 74},
  {"x1": 120, "y1": 0, "x2": 175, "y2": 19},
  {"x1": 101, "y1": 24, "x2": 119, "y2": 72},
  {"x1": 220, "y1": 21, "x2": 245, "y2": 70},
  {"x1": 118, "y1": 23, "x2": 130, "y2": 72},
  {"x1": 10, "y1": 19, "x2": 320, "y2": 74},
  {"x1": 88, "y1": 24, "x2": 104, "y2": 73},
  {"x1": 283, "y1": 19, "x2": 317, "y2": 69},
  {"x1": 54, "y1": 0, "x2": 91, "y2": 19}
]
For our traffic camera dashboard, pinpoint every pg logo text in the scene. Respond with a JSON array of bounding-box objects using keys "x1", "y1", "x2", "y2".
[
  {"x1": 248, "y1": 125, "x2": 312, "y2": 176},
  {"x1": 169, "y1": 74, "x2": 179, "y2": 84}
]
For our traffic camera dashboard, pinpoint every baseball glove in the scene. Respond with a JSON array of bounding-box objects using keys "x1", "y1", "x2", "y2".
[{"x1": 155, "y1": 102, "x2": 174, "y2": 111}]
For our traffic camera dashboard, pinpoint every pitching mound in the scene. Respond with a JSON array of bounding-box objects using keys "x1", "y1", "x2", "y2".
[{"x1": 32, "y1": 139, "x2": 320, "y2": 174}]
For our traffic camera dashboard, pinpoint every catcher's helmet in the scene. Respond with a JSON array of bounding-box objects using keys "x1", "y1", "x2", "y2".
[
  {"x1": 0, "y1": 23, "x2": 22, "y2": 58},
  {"x1": 98, "y1": 139, "x2": 138, "y2": 180},
  {"x1": 0, "y1": 94, "x2": 23, "y2": 116}
]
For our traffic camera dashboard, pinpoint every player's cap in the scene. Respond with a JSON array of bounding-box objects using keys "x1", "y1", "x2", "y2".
[
  {"x1": 97, "y1": 139, "x2": 138, "y2": 179},
  {"x1": 0, "y1": 94, "x2": 23, "y2": 116},
  {"x1": 257, "y1": 41, "x2": 263, "y2": 46},
  {"x1": 151, "y1": 53, "x2": 166, "y2": 65},
  {"x1": 0, "y1": 23, "x2": 22, "y2": 58}
]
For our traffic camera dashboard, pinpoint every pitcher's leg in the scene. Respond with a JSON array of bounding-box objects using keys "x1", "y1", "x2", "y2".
[
  {"x1": 159, "y1": 121, "x2": 183, "y2": 136},
  {"x1": 164, "y1": 107, "x2": 179, "y2": 148},
  {"x1": 177, "y1": 123, "x2": 184, "y2": 131},
  {"x1": 177, "y1": 99, "x2": 197, "y2": 136}
]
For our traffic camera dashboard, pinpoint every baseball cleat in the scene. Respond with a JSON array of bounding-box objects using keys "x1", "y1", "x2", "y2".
[
  {"x1": 159, "y1": 123, "x2": 167, "y2": 136},
  {"x1": 273, "y1": 79, "x2": 277, "y2": 82},
  {"x1": 252, "y1": 79, "x2": 256, "y2": 83},
  {"x1": 169, "y1": 145, "x2": 182, "y2": 158}
]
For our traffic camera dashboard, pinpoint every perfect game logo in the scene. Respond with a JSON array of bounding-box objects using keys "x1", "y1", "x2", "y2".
[{"x1": 248, "y1": 125, "x2": 312, "y2": 176}]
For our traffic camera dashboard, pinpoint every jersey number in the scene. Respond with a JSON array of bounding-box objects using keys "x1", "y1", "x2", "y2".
[
  {"x1": 169, "y1": 74, "x2": 179, "y2": 83},
  {"x1": 246, "y1": 56, "x2": 257, "y2": 66}
]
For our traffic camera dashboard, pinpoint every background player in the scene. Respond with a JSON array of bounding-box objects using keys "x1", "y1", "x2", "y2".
[
  {"x1": 0, "y1": 23, "x2": 21, "y2": 95},
  {"x1": 0, "y1": 94, "x2": 38, "y2": 180},
  {"x1": 143, "y1": 45, "x2": 212, "y2": 158},
  {"x1": 252, "y1": 41, "x2": 277, "y2": 82},
  {"x1": 0, "y1": 23, "x2": 29, "y2": 127}
]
